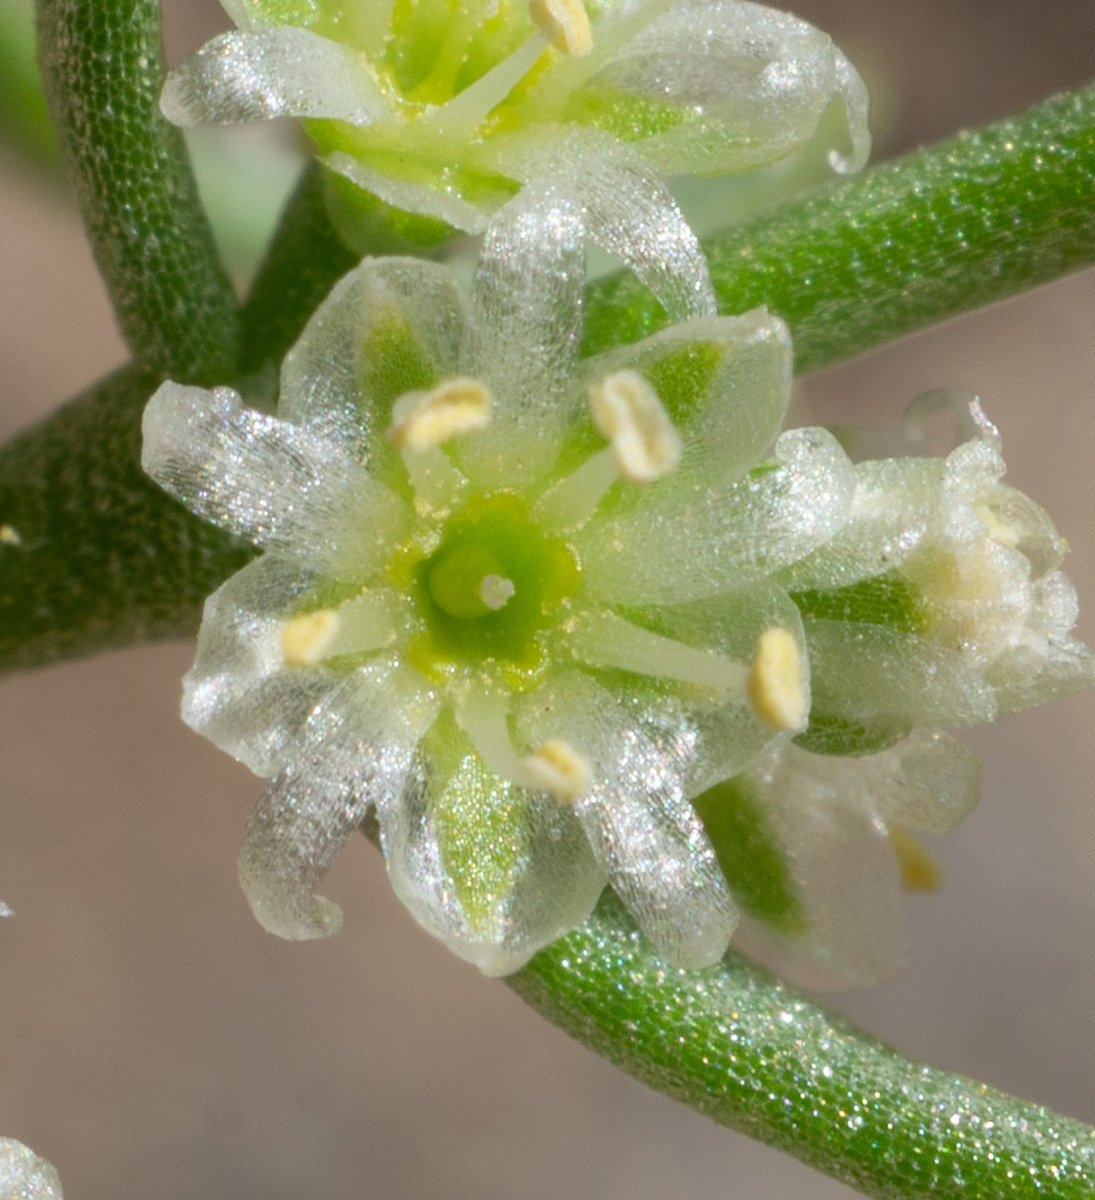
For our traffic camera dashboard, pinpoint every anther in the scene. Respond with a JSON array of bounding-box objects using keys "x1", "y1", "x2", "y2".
[
  {"x1": 523, "y1": 739, "x2": 591, "y2": 800},
  {"x1": 388, "y1": 378, "x2": 492, "y2": 451},
  {"x1": 589, "y1": 369, "x2": 681, "y2": 484},
  {"x1": 529, "y1": 0, "x2": 593, "y2": 57},
  {"x1": 745, "y1": 626, "x2": 809, "y2": 732},
  {"x1": 281, "y1": 609, "x2": 340, "y2": 667}
]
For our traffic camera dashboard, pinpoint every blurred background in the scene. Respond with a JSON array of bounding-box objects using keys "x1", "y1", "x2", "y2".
[{"x1": 2, "y1": 2, "x2": 1095, "y2": 1197}]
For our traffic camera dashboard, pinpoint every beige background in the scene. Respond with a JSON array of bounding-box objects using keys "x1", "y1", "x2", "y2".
[{"x1": 2, "y1": 3, "x2": 1095, "y2": 1197}]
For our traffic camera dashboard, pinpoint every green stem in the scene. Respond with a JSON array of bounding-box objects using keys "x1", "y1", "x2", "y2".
[
  {"x1": 35, "y1": 0, "x2": 238, "y2": 381},
  {"x1": 0, "y1": 366, "x2": 250, "y2": 673},
  {"x1": 584, "y1": 84, "x2": 1095, "y2": 370},
  {"x1": 239, "y1": 164, "x2": 359, "y2": 380},
  {"x1": 512, "y1": 895, "x2": 1095, "y2": 1200}
]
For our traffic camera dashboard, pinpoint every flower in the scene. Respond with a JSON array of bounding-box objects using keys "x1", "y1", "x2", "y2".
[
  {"x1": 0, "y1": 1139, "x2": 63, "y2": 1200},
  {"x1": 143, "y1": 189, "x2": 864, "y2": 973},
  {"x1": 142, "y1": 193, "x2": 1091, "y2": 979},
  {"x1": 161, "y1": 0, "x2": 869, "y2": 309},
  {"x1": 781, "y1": 397, "x2": 1094, "y2": 752},
  {"x1": 699, "y1": 396, "x2": 1094, "y2": 988}
]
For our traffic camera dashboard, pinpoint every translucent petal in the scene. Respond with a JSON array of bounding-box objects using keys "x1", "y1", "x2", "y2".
[
  {"x1": 611, "y1": 581, "x2": 808, "y2": 794},
  {"x1": 454, "y1": 183, "x2": 588, "y2": 487},
  {"x1": 142, "y1": 382, "x2": 407, "y2": 578},
  {"x1": 238, "y1": 663, "x2": 438, "y2": 939},
  {"x1": 579, "y1": 426, "x2": 855, "y2": 604},
  {"x1": 775, "y1": 456, "x2": 944, "y2": 593},
  {"x1": 804, "y1": 618, "x2": 998, "y2": 729},
  {"x1": 585, "y1": 0, "x2": 870, "y2": 176},
  {"x1": 161, "y1": 29, "x2": 389, "y2": 127},
  {"x1": 0, "y1": 1140, "x2": 63, "y2": 1200},
  {"x1": 582, "y1": 307, "x2": 791, "y2": 489},
  {"x1": 728, "y1": 744, "x2": 907, "y2": 990},
  {"x1": 376, "y1": 719, "x2": 605, "y2": 975},
  {"x1": 323, "y1": 152, "x2": 491, "y2": 235},
  {"x1": 279, "y1": 256, "x2": 470, "y2": 464},
  {"x1": 983, "y1": 571, "x2": 1095, "y2": 714},
  {"x1": 865, "y1": 730, "x2": 981, "y2": 836},
  {"x1": 515, "y1": 671, "x2": 738, "y2": 968},
  {"x1": 488, "y1": 129, "x2": 714, "y2": 322},
  {"x1": 182, "y1": 555, "x2": 335, "y2": 777}
]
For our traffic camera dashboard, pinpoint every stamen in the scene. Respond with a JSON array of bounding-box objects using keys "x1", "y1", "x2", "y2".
[
  {"x1": 281, "y1": 591, "x2": 402, "y2": 667},
  {"x1": 388, "y1": 378, "x2": 491, "y2": 451},
  {"x1": 745, "y1": 626, "x2": 809, "y2": 732},
  {"x1": 589, "y1": 369, "x2": 681, "y2": 484},
  {"x1": 567, "y1": 609, "x2": 746, "y2": 692},
  {"x1": 889, "y1": 826, "x2": 943, "y2": 892},
  {"x1": 480, "y1": 574, "x2": 516, "y2": 610},
  {"x1": 281, "y1": 609, "x2": 340, "y2": 667},
  {"x1": 529, "y1": 0, "x2": 593, "y2": 57},
  {"x1": 455, "y1": 689, "x2": 529, "y2": 785},
  {"x1": 403, "y1": 444, "x2": 467, "y2": 516},
  {"x1": 523, "y1": 739, "x2": 591, "y2": 800},
  {"x1": 533, "y1": 446, "x2": 619, "y2": 531}
]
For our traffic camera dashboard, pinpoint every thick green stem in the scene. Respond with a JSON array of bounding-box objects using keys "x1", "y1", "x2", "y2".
[
  {"x1": 0, "y1": 366, "x2": 250, "y2": 673},
  {"x1": 512, "y1": 896, "x2": 1095, "y2": 1200},
  {"x1": 584, "y1": 85, "x2": 1095, "y2": 370},
  {"x1": 35, "y1": 0, "x2": 238, "y2": 381},
  {"x1": 239, "y1": 164, "x2": 359, "y2": 380}
]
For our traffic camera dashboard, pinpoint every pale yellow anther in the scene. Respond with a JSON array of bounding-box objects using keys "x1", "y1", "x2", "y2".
[
  {"x1": 974, "y1": 503, "x2": 1020, "y2": 548},
  {"x1": 589, "y1": 369, "x2": 681, "y2": 484},
  {"x1": 889, "y1": 826, "x2": 943, "y2": 893},
  {"x1": 523, "y1": 739, "x2": 591, "y2": 801},
  {"x1": 479, "y1": 574, "x2": 516, "y2": 611},
  {"x1": 0, "y1": 525, "x2": 22, "y2": 546},
  {"x1": 529, "y1": 0, "x2": 593, "y2": 56},
  {"x1": 281, "y1": 609, "x2": 341, "y2": 667},
  {"x1": 745, "y1": 626, "x2": 809, "y2": 733},
  {"x1": 388, "y1": 378, "x2": 492, "y2": 451}
]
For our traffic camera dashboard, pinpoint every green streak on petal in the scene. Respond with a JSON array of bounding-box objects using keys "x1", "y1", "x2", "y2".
[
  {"x1": 428, "y1": 712, "x2": 525, "y2": 932},
  {"x1": 793, "y1": 714, "x2": 909, "y2": 758},
  {"x1": 790, "y1": 571, "x2": 927, "y2": 634},
  {"x1": 35, "y1": 0, "x2": 238, "y2": 381},
  {"x1": 789, "y1": 573, "x2": 928, "y2": 755},
  {"x1": 510, "y1": 893, "x2": 1095, "y2": 1200},
  {"x1": 358, "y1": 309, "x2": 439, "y2": 417},
  {"x1": 639, "y1": 340, "x2": 722, "y2": 425},
  {"x1": 563, "y1": 86, "x2": 687, "y2": 143},
  {"x1": 584, "y1": 85, "x2": 1095, "y2": 372},
  {"x1": 693, "y1": 777, "x2": 805, "y2": 934}
]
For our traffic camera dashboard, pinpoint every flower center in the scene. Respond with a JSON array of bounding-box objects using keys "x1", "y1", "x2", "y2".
[{"x1": 414, "y1": 493, "x2": 579, "y2": 673}]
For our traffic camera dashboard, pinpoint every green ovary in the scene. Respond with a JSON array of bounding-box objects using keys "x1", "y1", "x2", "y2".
[{"x1": 413, "y1": 494, "x2": 580, "y2": 673}]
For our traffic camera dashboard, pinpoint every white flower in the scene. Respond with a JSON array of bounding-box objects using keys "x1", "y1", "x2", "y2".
[
  {"x1": 142, "y1": 189, "x2": 862, "y2": 974},
  {"x1": 161, "y1": 0, "x2": 869, "y2": 317},
  {"x1": 0, "y1": 1139, "x2": 63, "y2": 1200},
  {"x1": 699, "y1": 730, "x2": 982, "y2": 989},
  {"x1": 780, "y1": 399, "x2": 1095, "y2": 752}
]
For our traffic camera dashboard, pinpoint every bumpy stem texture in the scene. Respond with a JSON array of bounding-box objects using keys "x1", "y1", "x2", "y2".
[
  {"x1": 238, "y1": 164, "x2": 358, "y2": 379},
  {"x1": 0, "y1": 366, "x2": 251, "y2": 671},
  {"x1": 585, "y1": 85, "x2": 1095, "y2": 370},
  {"x1": 512, "y1": 896, "x2": 1095, "y2": 1200},
  {"x1": 36, "y1": 0, "x2": 238, "y2": 381}
]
